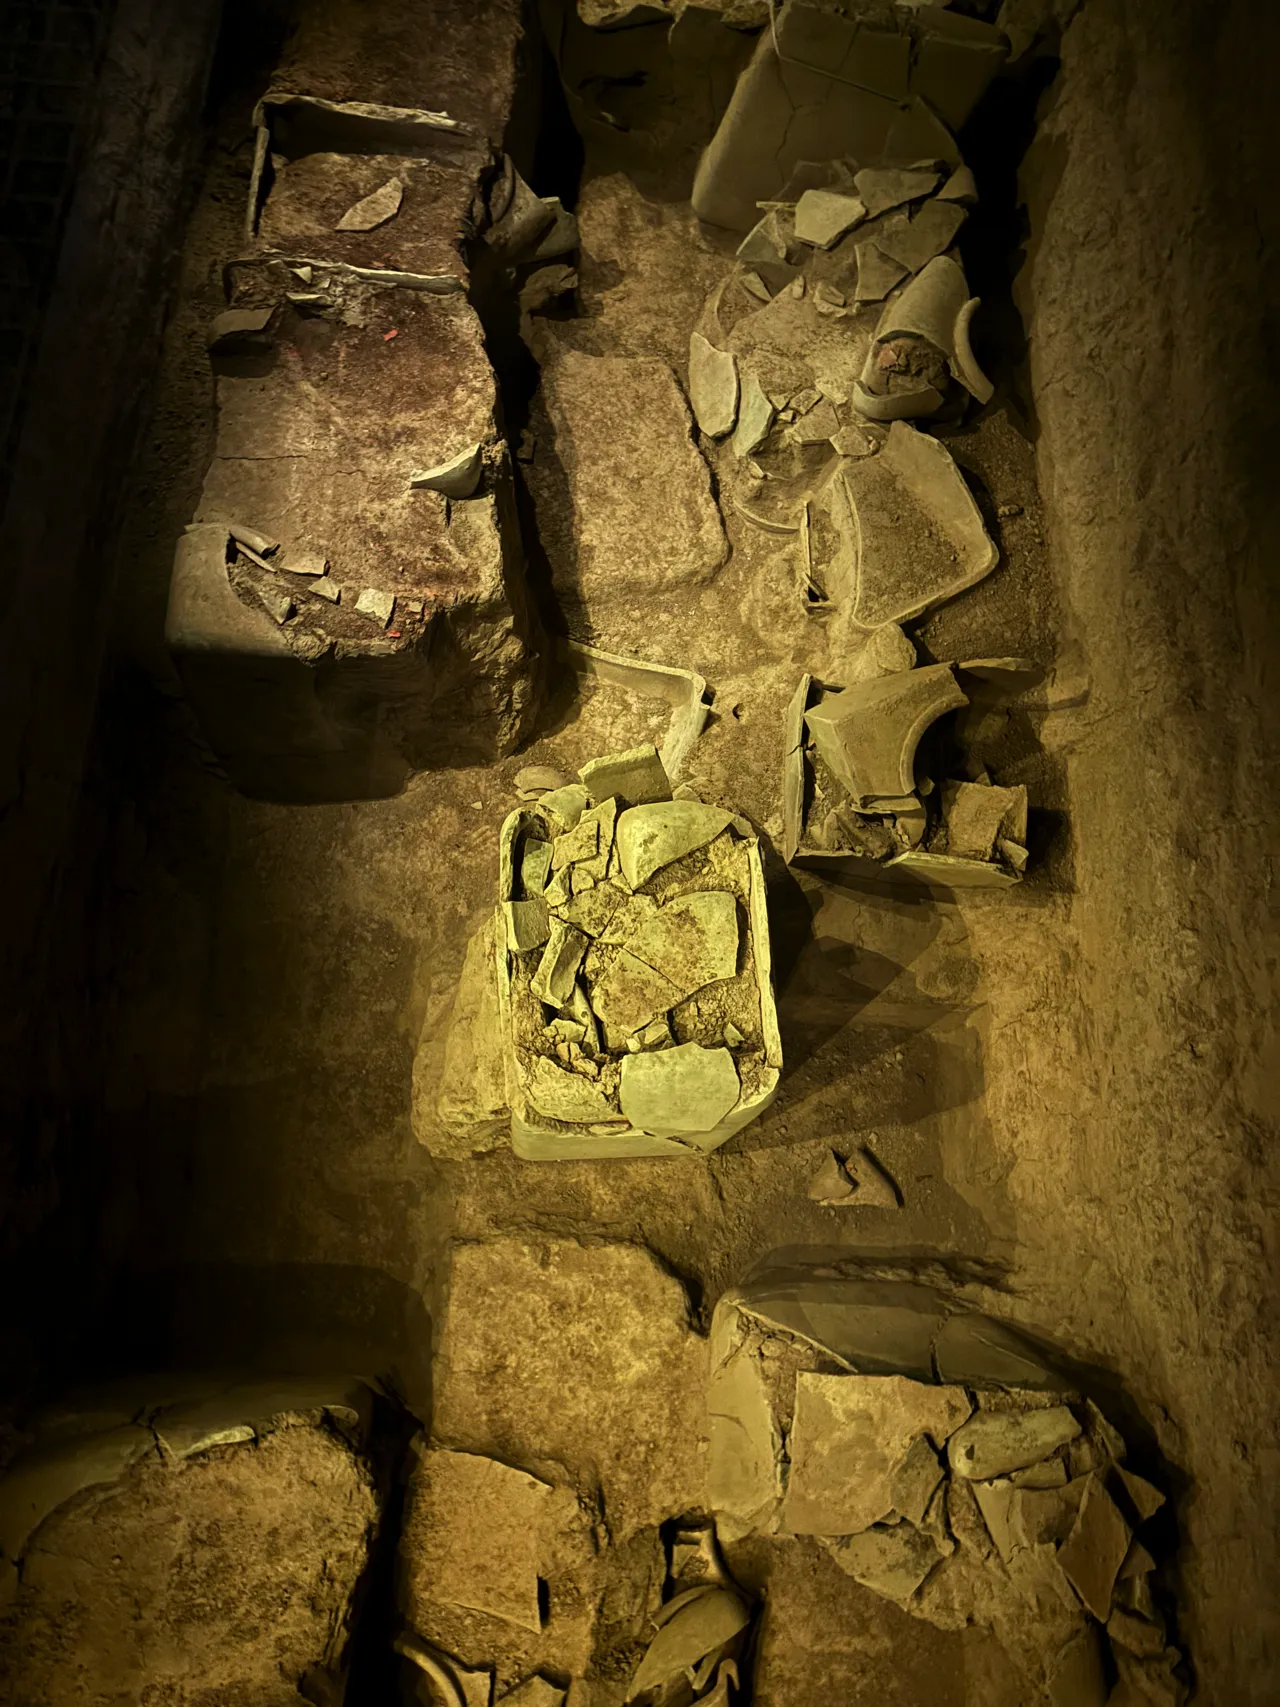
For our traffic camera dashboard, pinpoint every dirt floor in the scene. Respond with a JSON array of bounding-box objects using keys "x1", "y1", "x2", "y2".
[{"x1": 26, "y1": 0, "x2": 1279, "y2": 1700}]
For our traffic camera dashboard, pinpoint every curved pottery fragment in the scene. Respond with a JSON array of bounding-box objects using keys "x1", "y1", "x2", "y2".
[
  {"x1": 825, "y1": 420, "x2": 998, "y2": 629},
  {"x1": 866, "y1": 256, "x2": 994, "y2": 406}
]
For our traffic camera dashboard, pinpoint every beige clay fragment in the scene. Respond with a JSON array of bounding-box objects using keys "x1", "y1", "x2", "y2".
[
  {"x1": 1057, "y1": 1473, "x2": 1133, "y2": 1621},
  {"x1": 590, "y1": 951, "x2": 683, "y2": 1049},
  {"x1": 619, "y1": 1042, "x2": 740, "y2": 1136},
  {"x1": 409, "y1": 442, "x2": 483, "y2": 498},
  {"x1": 947, "y1": 1405, "x2": 1082, "y2": 1480},
  {"x1": 527, "y1": 1056, "x2": 615, "y2": 1124},
  {"x1": 735, "y1": 209, "x2": 792, "y2": 266},
  {"x1": 335, "y1": 174, "x2": 403, "y2": 231},
  {"x1": 854, "y1": 241, "x2": 909, "y2": 302},
  {"x1": 825, "y1": 1522, "x2": 943, "y2": 1600},
  {"x1": 782, "y1": 1372, "x2": 971, "y2": 1537},
  {"x1": 804, "y1": 664, "x2": 967, "y2": 808},
  {"x1": 942, "y1": 779, "x2": 1027, "y2": 862},
  {"x1": 627, "y1": 891, "x2": 738, "y2": 995},
  {"x1": 530, "y1": 920, "x2": 588, "y2": 1006},
  {"x1": 836, "y1": 421, "x2": 999, "y2": 626},
  {"x1": 732, "y1": 371, "x2": 775, "y2": 458},
  {"x1": 936, "y1": 164, "x2": 979, "y2": 205},
  {"x1": 627, "y1": 1585, "x2": 750, "y2": 1701},
  {"x1": 794, "y1": 189, "x2": 867, "y2": 249},
  {"x1": 504, "y1": 897, "x2": 550, "y2": 953},
  {"x1": 616, "y1": 802, "x2": 736, "y2": 889},
  {"x1": 869, "y1": 254, "x2": 994, "y2": 404},
  {"x1": 875, "y1": 198, "x2": 967, "y2": 275},
  {"x1": 854, "y1": 166, "x2": 942, "y2": 216},
  {"x1": 688, "y1": 333, "x2": 739, "y2": 438},
  {"x1": 579, "y1": 742, "x2": 671, "y2": 808}
]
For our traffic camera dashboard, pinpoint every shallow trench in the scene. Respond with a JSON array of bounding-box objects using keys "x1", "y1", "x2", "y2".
[{"x1": 0, "y1": 0, "x2": 1276, "y2": 1702}]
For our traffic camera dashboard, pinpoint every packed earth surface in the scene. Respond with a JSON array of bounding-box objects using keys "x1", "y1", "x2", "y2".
[{"x1": 0, "y1": 0, "x2": 1276, "y2": 1703}]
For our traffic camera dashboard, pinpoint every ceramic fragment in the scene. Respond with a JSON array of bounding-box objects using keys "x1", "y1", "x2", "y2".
[
  {"x1": 1108, "y1": 1607, "x2": 1169, "y2": 1659},
  {"x1": 948, "y1": 1405, "x2": 1082, "y2": 1480},
  {"x1": 527, "y1": 1055, "x2": 615, "y2": 1124},
  {"x1": 626, "y1": 1586, "x2": 750, "y2": 1701},
  {"x1": 782, "y1": 1372, "x2": 971, "y2": 1536},
  {"x1": 616, "y1": 802, "x2": 735, "y2": 889},
  {"x1": 515, "y1": 765, "x2": 569, "y2": 797},
  {"x1": 500, "y1": 1676, "x2": 566, "y2": 1707},
  {"x1": 735, "y1": 209, "x2": 791, "y2": 265},
  {"x1": 942, "y1": 780, "x2": 1026, "y2": 862},
  {"x1": 504, "y1": 897, "x2": 550, "y2": 953},
  {"x1": 890, "y1": 1434, "x2": 945, "y2": 1526},
  {"x1": 844, "y1": 1144, "x2": 902, "y2": 1207},
  {"x1": 579, "y1": 743, "x2": 672, "y2": 808},
  {"x1": 409, "y1": 443, "x2": 483, "y2": 499},
  {"x1": 354, "y1": 587, "x2": 394, "y2": 627},
  {"x1": 732, "y1": 371, "x2": 775, "y2": 459},
  {"x1": 826, "y1": 1522, "x2": 943, "y2": 1600},
  {"x1": 936, "y1": 164, "x2": 978, "y2": 205},
  {"x1": 308, "y1": 577, "x2": 341, "y2": 605},
  {"x1": 787, "y1": 398, "x2": 841, "y2": 445},
  {"x1": 590, "y1": 951, "x2": 682, "y2": 1048},
  {"x1": 854, "y1": 241, "x2": 910, "y2": 302},
  {"x1": 1057, "y1": 1473, "x2": 1133, "y2": 1620},
  {"x1": 627, "y1": 891, "x2": 738, "y2": 995},
  {"x1": 538, "y1": 782, "x2": 590, "y2": 831},
  {"x1": 1116, "y1": 1466, "x2": 1165, "y2": 1523},
  {"x1": 207, "y1": 307, "x2": 273, "y2": 350},
  {"x1": 807, "y1": 1150, "x2": 854, "y2": 1203},
  {"x1": 619, "y1": 1043, "x2": 740, "y2": 1136},
  {"x1": 876, "y1": 199, "x2": 967, "y2": 275},
  {"x1": 688, "y1": 334, "x2": 739, "y2": 438},
  {"x1": 708, "y1": 1336, "x2": 783, "y2": 1540},
  {"x1": 335, "y1": 174, "x2": 403, "y2": 231},
  {"x1": 521, "y1": 839, "x2": 552, "y2": 897},
  {"x1": 740, "y1": 270, "x2": 772, "y2": 303},
  {"x1": 1046, "y1": 1625, "x2": 1109, "y2": 1707},
  {"x1": 559, "y1": 882, "x2": 625, "y2": 938},
  {"x1": 834, "y1": 421, "x2": 998, "y2": 626},
  {"x1": 853, "y1": 166, "x2": 942, "y2": 216},
  {"x1": 530, "y1": 920, "x2": 588, "y2": 1006},
  {"x1": 794, "y1": 189, "x2": 867, "y2": 249},
  {"x1": 870, "y1": 254, "x2": 994, "y2": 405},
  {"x1": 805, "y1": 664, "x2": 967, "y2": 808}
]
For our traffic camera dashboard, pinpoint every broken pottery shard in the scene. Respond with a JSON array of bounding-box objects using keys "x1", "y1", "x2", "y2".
[
  {"x1": 1109, "y1": 1649, "x2": 1188, "y2": 1707},
  {"x1": 937, "y1": 164, "x2": 978, "y2": 205},
  {"x1": 616, "y1": 802, "x2": 735, "y2": 889},
  {"x1": 876, "y1": 199, "x2": 967, "y2": 275},
  {"x1": 733, "y1": 1276, "x2": 947, "y2": 1381},
  {"x1": 559, "y1": 882, "x2": 624, "y2": 938},
  {"x1": 736, "y1": 209, "x2": 791, "y2": 265},
  {"x1": 708, "y1": 1335, "x2": 782, "y2": 1540},
  {"x1": 335, "y1": 174, "x2": 403, "y2": 231},
  {"x1": 627, "y1": 1588, "x2": 750, "y2": 1702},
  {"x1": 804, "y1": 664, "x2": 967, "y2": 808},
  {"x1": 794, "y1": 189, "x2": 867, "y2": 249},
  {"x1": 504, "y1": 897, "x2": 550, "y2": 953},
  {"x1": 732, "y1": 371, "x2": 775, "y2": 459},
  {"x1": 207, "y1": 306, "x2": 273, "y2": 350},
  {"x1": 846, "y1": 623, "x2": 917, "y2": 683},
  {"x1": 947, "y1": 1405, "x2": 1082, "y2": 1480},
  {"x1": 933, "y1": 1313, "x2": 1066, "y2": 1390},
  {"x1": 309, "y1": 577, "x2": 340, "y2": 604},
  {"x1": 826, "y1": 1523, "x2": 942, "y2": 1600},
  {"x1": 1108, "y1": 1608, "x2": 1168, "y2": 1660},
  {"x1": 1057, "y1": 1473, "x2": 1133, "y2": 1621},
  {"x1": 890, "y1": 1434, "x2": 945, "y2": 1527},
  {"x1": 807, "y1": 1150, "x2": 853, "y2": 1204},
  {"x1": 396, "y1": 1634, "x2": 491, "y2": 1707},
  {"x1": 782, "y1": 1372, "x2": 971, "y2": 1536},
  {"x1": 552, "y1": 806, "x2": 603, "y2": 871},
  {"x1": 627, "y1": 891, "x2": 738, "y2": 995},
  {"x1": 428, "y1": 913, "x2": 507, "y2": 1156},
  {"x1": 579, "y1": 743, "x2": 672, "y2": 808},
  {"x1": 409, "y1": 442, "x2": 483, "y2": 499},
  {"x1": 501, "y1": 1679, "x2": 566, "y2": 1707},
  {"x1": 688, "y1": 333, "x2": 739, "y2": 438},
  {"x1": 619, "y1": 1043, "x2": 740, "y2": 1137},
  {"x1": 1116, "y1": 1466, "x2": 1165, "y2": 1523},
  {"x1": 539, "y1": 782, "x2": 589, "y2": 831},
  {"x1": 1047, "y1": 1626, "x2": 1109, "y2": 1707},
  {"x1": 515, "y1": 765, "x2": 569, "y2": 797},
  {"x1": 527, "y1": 1055, "x2": 616, "y2": 1124},
  {"x1": 530, "y1": 920, "x2": 588, "y2": 1006},
  {"x1": 942, "y1": 780, "x2": 1026, "y2": 862},
  {"x1": 872, "y1": 255, "x2": 993, "y2": 405},
  {"x1": 590, "y1": 950, "x2": 683, "y2": 1048},
  {"x1": 836, "y1": 420, "x2": 999, "y2": 626},
  {"x1": 787, "y1": 399, "x2": 840, "y2": 445},
  {"x1": 354, "y1": 587, "x2": 394, "y2": 627},
  {"x1": 521, "y1": 839, "x2": 552, "y2": 896},
  {"x1": 403, "y1": 1448, "x2": 551, "y2": 1633},
  {"x1": 853, "y1": 167, "x2": 941, "y2": 217},
  {"x1": 854, "y1": 242, "x2": 909, "y2": 303}
]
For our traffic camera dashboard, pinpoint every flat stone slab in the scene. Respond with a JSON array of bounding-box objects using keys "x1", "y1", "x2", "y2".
[
  {"x1": 527, "y1": 344, "x2": 728, "y2": 617},
  {"x1": 431, "y1": 1239, "x2": 709, "y2": 1539},
  {"x1": 619, "y1": 1042, "x2": 740, "y2": 1136},
  {"x1": 401, "y1": 1449, "x2": 552, "y2": 1632},
  {"x1": 782, "y1": 1373, "x2": 972, "y2": 1537}
]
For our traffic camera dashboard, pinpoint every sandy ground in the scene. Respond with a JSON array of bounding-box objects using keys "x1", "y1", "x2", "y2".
[{"x1": 44, "y1": 0, "x2": 1280, "y2": 1700}]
